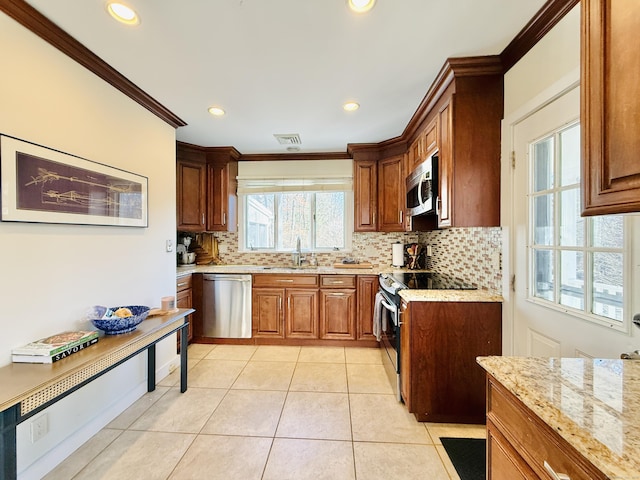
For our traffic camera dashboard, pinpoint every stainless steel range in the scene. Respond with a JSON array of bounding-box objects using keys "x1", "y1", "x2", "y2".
[{"x1": 378, "y1": 272, "x2": 476, "y2": 402}]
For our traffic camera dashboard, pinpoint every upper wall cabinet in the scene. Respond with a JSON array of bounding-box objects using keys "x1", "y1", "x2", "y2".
[
  {"x1": 177, "y1": 144, "x2": 206, "y2": 232},
  {"x1": 408, "y1": 57, "x2": 504, "y2": 229},
  {"x1": 206, "y1": 149, "x2": 239, "y2": 232},
  {"x1": 581, "y1": 0, "x2": 640, "y2": 215},
  {"x1": 377, "y1": 154, "x2": 405, "y2": 232},
  {"x1": 176, "y1": 143, "x2": 239, "y2": 233},
  {"x1": 353, "y1": 158, "x2": 378, "y2": 232}
]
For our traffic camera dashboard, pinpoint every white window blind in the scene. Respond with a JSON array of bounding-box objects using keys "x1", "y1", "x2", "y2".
[{"x1": 237, "y1": 160, "x2": 353, "y2": 194}]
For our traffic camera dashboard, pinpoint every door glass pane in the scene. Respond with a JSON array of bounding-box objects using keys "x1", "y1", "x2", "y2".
[
  {"x1": 592, "y1": 215, "x2": 624, "y2": 249},
  {"x1": 592, "y1": 252, "x2": 623, "y2": 321},
  {"x1": 533, "y1": 249, "x2": 555, "y2": 301},
  {"x1": 246, "y1": 194, "x2": 274, "y2": 249},
  {"x1": 559, "y1": 124, "x2": 580, "y2": 186},
  {"x1": 277, "y1": 192, "x2": 312, "y2": 250},
  {"x1": 315, "y1": 192, "x2": 345, "y2": 249},
  {"x1": 560, "y1": 250, "x2": 584, "y2": 310},
  {"x1": 533, "y1": 136, "x2": 554, "y2": 192},
  {"x1": 560, "y1": 188, "x2": 584, "y2": 246},
  {"x1": 533, "y1": 194, "x2": 554, "y2": 245}
]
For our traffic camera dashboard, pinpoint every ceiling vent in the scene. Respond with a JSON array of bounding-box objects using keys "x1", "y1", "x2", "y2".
[{"x1": 274, "y1": 133, "x2": 302, "y2": 145}]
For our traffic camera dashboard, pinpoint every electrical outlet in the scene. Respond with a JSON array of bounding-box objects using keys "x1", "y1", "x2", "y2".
[
  {"x1": 30, "y1": 413, "x2": 48, "y2": 443},
  {"x1": 166, "y1": 239, "x2": 174, "y2": 252}
]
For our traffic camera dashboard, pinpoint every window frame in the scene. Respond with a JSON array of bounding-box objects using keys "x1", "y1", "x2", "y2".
[
  {"x1": 238, "y1": 190, "x2": 354, "y2": 253},
  {"x1": 526, "y1": 121, "x2": 630, "y2": 333}
]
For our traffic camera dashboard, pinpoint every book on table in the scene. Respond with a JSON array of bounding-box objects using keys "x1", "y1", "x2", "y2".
[
  {"x1": 12, "y1": 330, "x2": 100, "y2": 363},
  {"x1": 12, "y1": 336, "x2": 99, "y2": 363}
]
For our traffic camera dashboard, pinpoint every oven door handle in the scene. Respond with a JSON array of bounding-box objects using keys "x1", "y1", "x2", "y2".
[{"x1": 380, "y1": 298, "x2": 396, "y2": 313}]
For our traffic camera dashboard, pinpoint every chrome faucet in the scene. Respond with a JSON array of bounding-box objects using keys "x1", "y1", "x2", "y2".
[{"x1": 293, "y1": 236, "x2": 303, "y2": 267}]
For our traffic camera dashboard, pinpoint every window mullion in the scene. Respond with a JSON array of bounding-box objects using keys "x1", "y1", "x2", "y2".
[{"x1": 553, "y1": 131, "x2": 561, "y2": 304}]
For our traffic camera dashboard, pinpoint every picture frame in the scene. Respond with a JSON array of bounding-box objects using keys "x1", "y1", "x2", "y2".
[{"x1": 0, "y1": 135, "x2": 148, "y2": 227}]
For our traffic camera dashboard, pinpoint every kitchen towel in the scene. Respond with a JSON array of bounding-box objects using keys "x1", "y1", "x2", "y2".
[
  {"x1": 392, "y1": 243, "x2": 404, "y2": 267},
  {"x1": 372, "y1": 292, "x2": 389, "y2": 341}
]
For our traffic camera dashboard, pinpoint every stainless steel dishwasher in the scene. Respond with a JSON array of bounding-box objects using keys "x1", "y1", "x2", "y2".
[{"x1": 202, "y1": 274, "x2": 252, "y2": 338}]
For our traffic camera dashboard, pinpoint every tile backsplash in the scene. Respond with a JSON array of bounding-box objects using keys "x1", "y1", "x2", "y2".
[{"x1": 180, "y1": 227, "x2": 502, "y2": 293}]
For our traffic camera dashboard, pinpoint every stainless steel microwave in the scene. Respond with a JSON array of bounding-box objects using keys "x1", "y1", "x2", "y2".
[{"x1": 406, "y1": 153, "x2": 437, "y2": 216}]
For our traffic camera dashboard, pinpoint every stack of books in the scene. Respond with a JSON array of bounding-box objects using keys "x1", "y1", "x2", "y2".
[{"x1": 12, "y1": 330, "x2": 99, "y2": 364}]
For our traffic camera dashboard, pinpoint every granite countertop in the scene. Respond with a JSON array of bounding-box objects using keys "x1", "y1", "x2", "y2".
[
  {"x1": 399, "y1": 289, "x2": 503, "y2": 303},
  {"x1": 477, "y1": 355, "x2": 640, "y2": 479}
]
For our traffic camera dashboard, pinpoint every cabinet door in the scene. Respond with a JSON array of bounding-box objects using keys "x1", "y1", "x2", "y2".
[
  {"x1": 377, "y1": 155, "x2": 405, "y2": 232},
  {"x1": 437, "y1": 101, "x2": 453, "y2": 228},
  {"x1": 408, "y1": 135, "x2": 424, "y2": 173},
  {"x1": 176, "y1": 288, "x2": 193, "y2": 349},
  {"x1": 285, "y1": 289, "x2": 319, "y2": 339},
  {"x1": 252, "y1": 288, "x2": 285, "y2": 337},
  {"x1": 177, "y1": 161, "x2": 206, "y2": 231},
  {"x1": 354, "y1": 160, "x2": 378, "y2": 232},
  {"x1": 356, "y1": 275, "x2": 377, "y2": 341},
  {"x1": 487, "y1": 421, "x2": 537, "y2": 480},
  {"x1": 319, "y1": 289, "x2": 356, "y2": 340},
  {"x1": 207, "y1": 162, "x2": 237, "y2": 232},
  {"x1": 400, "y1": 300, "x2": 411, "y2": 408},
  {"x1": 582, "y1": 0, "x2": 640, "y2": 215}
]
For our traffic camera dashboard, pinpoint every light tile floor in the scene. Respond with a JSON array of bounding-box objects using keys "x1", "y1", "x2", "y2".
[{"x1": 44, "y1": 345, "x2": 486, "y2": 480}]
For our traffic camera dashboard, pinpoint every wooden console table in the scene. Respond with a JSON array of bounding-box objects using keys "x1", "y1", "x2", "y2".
[{"x1": 0, "y1": 308, "x2": 193, "y2": 480}]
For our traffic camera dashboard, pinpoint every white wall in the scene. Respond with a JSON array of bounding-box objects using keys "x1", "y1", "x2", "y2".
[{"x1": 0, "y1": 12, "x2": 179, "y2": 478}]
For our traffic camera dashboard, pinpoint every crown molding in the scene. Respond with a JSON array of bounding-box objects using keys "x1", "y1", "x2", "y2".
[{"x1": 1, "y1": 0, "x2": 186, "y2": 128}]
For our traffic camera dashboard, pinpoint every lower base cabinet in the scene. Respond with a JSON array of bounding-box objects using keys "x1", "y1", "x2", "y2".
[
  {"x1": 486, "y1": 376, "x2": 607, "y2": 479},
  {"x1": 400, "y1": 300, "x2": 501, "y2": 423},
  {"x1": 250, "y1": 273, "x2": 377, "y2": 346},
  {"x1": 176, "y1": 274, "x2": 193, "y2": 351}
]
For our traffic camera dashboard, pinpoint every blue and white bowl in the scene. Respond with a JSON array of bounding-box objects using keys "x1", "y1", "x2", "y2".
[{"x1": 89, "y1": 305, "x2": 150, "y2": 335}]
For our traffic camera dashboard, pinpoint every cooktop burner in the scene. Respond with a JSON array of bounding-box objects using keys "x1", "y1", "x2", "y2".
[{"x1": 390, "y1": 272, "x2": 476, "y2": 290}]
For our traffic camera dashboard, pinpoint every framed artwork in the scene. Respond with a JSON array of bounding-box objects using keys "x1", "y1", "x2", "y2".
[{"x1": 0, "y1": 135, "x2": 148, "y2": 227}]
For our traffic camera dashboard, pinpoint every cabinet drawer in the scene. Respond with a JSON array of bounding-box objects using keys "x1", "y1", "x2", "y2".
[
  {"x1": 253, "y1": 274, "x2": 319, "y2": 288},
  {"x1": 176, "y1": 274, "x2": 192, "y2": 292},
  {"x1": 487, "y1": 377, "x2": 606, "y2": 480},
  {"x1": 320, "y1": 275, "x2": 356, "y2": 288}
]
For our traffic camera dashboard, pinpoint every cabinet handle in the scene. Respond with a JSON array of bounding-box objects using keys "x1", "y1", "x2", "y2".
[
  {"x1": 279, "y1": 297, "x2": 282, "y2": 311},
  {"x1": 436, "y1": 196, "x2": 441, "y2": 215},
  {"x1": 399, "y1": 210, "x2": 404, "y2": 224},
  {"x1": 543, "y1": 461, "x2": 570, "y2": 480},
  {"x1": 277, "y1": 279, "x2": 294, "y2": 283},
  {"x1": 330, "y1": 281, "x2": 345, "y2": 284},
  {"x1": 177, "y1": 282, "x2": 188, "y2": 287},
  {"x1": 373, "y1": 211, "x2": 376, "y2": 226},
  {"x1": 202, "y1": 213, "x2": 205, "y2": 225},
  {"x1": 223, "y1": 212, "x2": 226, "y2": 225}
]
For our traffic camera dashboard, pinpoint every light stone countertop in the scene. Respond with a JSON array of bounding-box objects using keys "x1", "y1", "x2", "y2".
[
  {"x1": 477, "y1": 355, "x2": 640, "y2": 479},
  {"x1": 399, "y1": 289, "x2": 503, "y2": 303}
]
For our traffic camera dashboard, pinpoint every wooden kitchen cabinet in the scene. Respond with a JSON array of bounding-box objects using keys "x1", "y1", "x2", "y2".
[
  {"x1": 400, "y1": 299, "x2": 501, "y2": 423},
  {"x1": 408, "y1": 117, "x2": 437, "y2": 174},
  {"x1": 377, "y1": 155, "x2": 405, "y2": 232},
  {"x1": 319, "y1": 275, "x2": 356, "y2": 340},
  {"x1": 581, "y1": 0, "x2": 640, "y2": 215},
  {"x1": 353, "y1": 159, "x2": 378, "y2": 232},
  {"x1": 486, "y1": 376, "x2": 607, "y2": 480},
  {"x1": 176, "y1": 143, "x2": 239, "y2": 233},
  {"x1": 252, "y1": 287, "x2": 285, "y2": 338},
  {"x1": 177, "y1": 159, "x2": 206, "y2": 232},
  {"x1": 206, "y1": 155, "x2": 238, "y2": 232},
  {"x1": 356, "y1": 275, "x2": 377, "y2": 341},
  {"x1": 176, "y1": 274, "x2": 193, "y2": 350},
  {"x1": 252, "y1": 274, "x2": 319, "y2": 339}
]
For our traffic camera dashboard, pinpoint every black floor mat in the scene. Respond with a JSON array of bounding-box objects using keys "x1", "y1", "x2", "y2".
[{"x1": 440, "y1": 437, "x2": 486, "y2": 480}]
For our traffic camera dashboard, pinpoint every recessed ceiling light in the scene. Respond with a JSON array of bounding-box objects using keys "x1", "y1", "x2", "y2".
[
  {"x1": 106, "y1": 2, "x2": 140, "y2": 25},
  {"x1": 208, "y1": 106, "x2": 226, "y2": 116},
  {"x1": 347, "y1": 0, "x2": 376, "y2": 13},
  {"x1": 343, "y1": 102, "x2": 360, "y2": 112}
]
